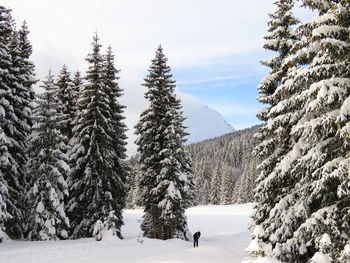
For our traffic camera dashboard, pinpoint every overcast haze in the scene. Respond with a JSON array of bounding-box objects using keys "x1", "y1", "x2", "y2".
[{"x1": 2, "y1": 0, "x2": 313, "y2": 146}]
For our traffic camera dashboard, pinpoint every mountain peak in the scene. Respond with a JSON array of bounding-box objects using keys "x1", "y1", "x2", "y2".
[{"x1": 178, "y1": 92, "x2": 235, "y2": 144}]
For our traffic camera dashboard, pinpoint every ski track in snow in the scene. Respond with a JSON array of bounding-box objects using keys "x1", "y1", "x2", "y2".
[{"x1": 1, "y1": 204, "x2": 255, "y2": 263}]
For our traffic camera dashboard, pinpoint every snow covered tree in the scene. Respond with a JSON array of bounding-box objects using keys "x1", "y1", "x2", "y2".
[
  {"x1": 93, "y1": 220, "x2": 103, "y2": 241},
  {"x1": 102, "y1": 46, "x2": 128, "y2": 224},
  {"x1": 220, "y1": 168, "x2": 234, "y2": 205},
  {"x1": 245, "y1": 225, "x2": 272, "y2": 259},
  {"x1": 27, "y1": 72, "x2": 70, "y2": 241},
  {"x1": 72, "y1": 70, "x2": 83, "y2": 100},
  {"x1": 252, "y1": 0, "x2": 300, "y2": 242},
  {"x1": 184, "y1": 126, "x2": 259, "y2": 206},
  {"x1": 209, "y1": 165, "x2": 221, "y2": 205},
  {"x1": 102, "y1": 210, "x2": 122, "y2": 238},
  {"x1": 0, "y1": 6, "x2": 35, "y2": 240},
  {"x1": 135, "y1": 46, "x2": 194, "y2": 240},
  {"x1": 17, "y1": 20, "x2": 36, "y2": 191},
  {"x1": 275, "y1": 2, "x2": 350, "y2": 261},
  {"x1": 311, "y1": 233, "x2": 332, "y2": 263},
  {"x1": 92, "y1": 210, "x2": 121, "y2": 241},
  {"x1": 56, "y1": 65, "x2": 75, "y2": 140},
  {"x1": 68, "y1": 34, "x2": 128, "y2": 239},
  {"x1": 0, "y1": 6, "x2": 16, "y2": 240},
  {"x1": 253, "y1": 0, "x2": 350, "y2": 262}
]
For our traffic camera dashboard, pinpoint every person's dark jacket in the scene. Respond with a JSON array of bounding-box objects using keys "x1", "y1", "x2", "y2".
[{"x1": 193, "y1": 231, "x2": 201, "y2": 241}]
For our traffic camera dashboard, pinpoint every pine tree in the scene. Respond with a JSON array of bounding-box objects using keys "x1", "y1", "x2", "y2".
[
  {"x1": 0, "y1": 6, "x2": 36, "y2": 239},
  {"x1": 72, "y1": 71, "x2": 83, "y2": 105},
  {"x1": 271, "y1": 1, "x2": 350, "y2": 261},
  {"x1": 220, "y1": 168, "x2": 233, "y2": 205},
  {"x1": 17, "y1": 20, "x2": 36, "y2": 190},
  {"x1": 56, "y1": 65, "x2": 75, "y2": 140},
  {"x1": 27, "y1": 72, "x2": 70, "y2": 241},
  {"x1": 253, "y1": 0, "x2": 350, "y2": 262},
  {"x1": 101, "y1": 45, "x2": 128, "y2": 232},
  {"x1": 209, "y1": 165, "x2": 221, "y2": 205},
  {"x1": 135, "y1": 46, "x2": 194, "y2": 240},
  {"x1": 251, "y1": 0, "x2": 300, "y2": 256},
  {"x1": 68, "y1": 34, "x2": 127, "y2": 239},
  {"x1": 0, "y1": 7, "x2": 18, "y2": 239}
]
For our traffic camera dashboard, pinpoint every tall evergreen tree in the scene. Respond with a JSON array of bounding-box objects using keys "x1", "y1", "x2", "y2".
[
  {"x1": 269, "y1": 1, "x2": 350, "y2": 261},
  {"x1": 0, "y1": 6, "x2": 35, "y2": 239},
  {"x1": 56, "y1": 65, "x2": 75, "y2": 140},
  {"x1": 27, "y1": 72, "x2": 70, "y2": 241},
  {"x1": 0, "y1": 7, "x2": 20, "y2": 239},
  {"x1": 135, "y1": 46, "x2": 194, "y2": 240},
  {"x1": 253, "y1": 0, "x2": 350, "y2": 262},
  {"x1": 68, "y1": 34, "x2": 127, "y2": 239},
  {"x1": 101, "y1": 45, "x2": 128, "y2": 234},
  {"x1": 17, "y1": 20, "x2": 36, "y2": 190},
  {"x1": 251, "y1": 0, "x2": 300, "y2": 255}
]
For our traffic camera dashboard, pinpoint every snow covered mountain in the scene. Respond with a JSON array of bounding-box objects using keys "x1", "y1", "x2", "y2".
[
  {"x1": 126, "y1": 92, "x2": 235, "y2": 155},
  {"x1": 178, "y1": 92, "x2": 235, "y2": 144}
]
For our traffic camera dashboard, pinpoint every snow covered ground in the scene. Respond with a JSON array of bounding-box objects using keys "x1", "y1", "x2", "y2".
[{"x1": 1, "y1": 204, "x2": 255, "y2": 263}]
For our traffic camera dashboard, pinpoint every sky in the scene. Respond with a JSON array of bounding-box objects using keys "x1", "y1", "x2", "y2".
[{"x1": 2, "y1": 0, "x2": 313, "y2": 131}]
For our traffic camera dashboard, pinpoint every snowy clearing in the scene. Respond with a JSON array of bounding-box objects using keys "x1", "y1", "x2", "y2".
[{"x1": 1, "y1": 204, "x2": 255, "y2": 263}]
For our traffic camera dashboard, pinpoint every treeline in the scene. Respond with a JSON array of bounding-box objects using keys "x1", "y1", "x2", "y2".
[
  {"x1": 188, "y1": 125, "x2": 259, "y2": 205},
  {"x1": 0, "y1": 6, "x2": 194, "y2": 242},
  {"x1": 0, "y1": 4, "x2": 128, "y2": 241},
  {"x1": 127, "y1": 125, "x2": 260, "y2": 208}
]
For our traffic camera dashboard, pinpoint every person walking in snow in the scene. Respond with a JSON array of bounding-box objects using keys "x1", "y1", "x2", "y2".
[{"x1": 193, "y1": 231, "x2": 201, "y2": 247}]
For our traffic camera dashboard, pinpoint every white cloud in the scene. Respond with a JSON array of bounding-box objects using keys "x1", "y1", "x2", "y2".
[
  {"x1": 177, "y1": 74, "x2": 253, "y2": 85},
  {"x1": 3, "y1": 0, "x2": 283, "y2": 153},
  {"x1": 3, "y1": 0, "x2": 276, "y2": 79}
]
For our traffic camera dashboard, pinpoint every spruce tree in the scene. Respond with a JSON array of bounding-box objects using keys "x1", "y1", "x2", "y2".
[
  {"x1": 220, "y1": 168, "x2": 233, "y2": 205},
  {"x1": 27, "y1": 72, "x2": 70, "y2": 241},
  {"x1": 17, "y1": 20, "x2": 36, "y2": 190},
  {"x1": 68, "y1": 34, "x2": 127, "y2": 238},
  {"x1": 135, "y1": 46, "x2": 194, "y2": 240},
  {"x1": 56, "y1": 65, "x2": 75, "y2": 140},
  {"x1": 209, "y1": 165, "x2": 221, "y2": 205},
  {"x1": 101, "y1": 45, "x2": 128, "y2": 235},
  {"x1": 72, "y1": 71, "x2": 83, "y2": 105},
  {"x1": 251, "y1": 0, "x2": 300, "y2": 255},
  {"x1": 0, "y1": 6, "x2": 36, "y2": 239},
  {"x1": 254, "y1": 0, "x2": 350, "y2": 262},
  {"x1": 0, "y1": 7, "x2": 19, "y2": 239},
  {"x1": 270, "y1": 1, "x2": 350, "y2": 261}
]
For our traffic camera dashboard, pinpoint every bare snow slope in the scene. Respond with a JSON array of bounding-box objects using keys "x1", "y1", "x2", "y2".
[
  {"x1": 1, "y1": 204, "x2": 254, "y2": 263},
  {"x1": 179, "y1": 92, "x2": 235, "y2": 144}
]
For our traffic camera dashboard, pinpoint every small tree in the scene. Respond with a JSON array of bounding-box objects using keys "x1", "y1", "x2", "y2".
[
  {"x1": 93, "y1": 220, "x2": 104, "y2": 241},
  {"x1": 311, "y1": 234, "x2": 332, "y2": 263}
]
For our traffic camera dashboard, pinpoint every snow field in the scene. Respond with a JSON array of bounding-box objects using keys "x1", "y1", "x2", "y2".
[{"x1": 1, "y1": 204, "x2": 255, "y2": 263}]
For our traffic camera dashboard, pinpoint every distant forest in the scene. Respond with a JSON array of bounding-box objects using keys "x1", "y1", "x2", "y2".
[{"x1": 127, "y1": 125, "x2": 260, "y2": 208}]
